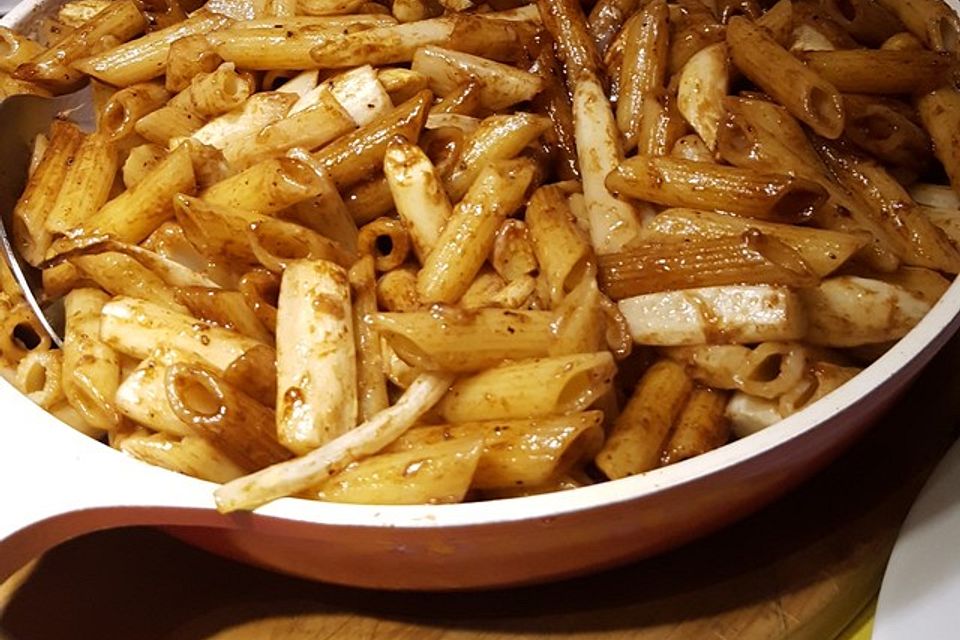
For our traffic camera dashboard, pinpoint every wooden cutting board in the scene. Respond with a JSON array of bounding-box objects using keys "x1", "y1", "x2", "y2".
[{"x1": 2, "y1": 337, "x2": 959, "y2": 640}]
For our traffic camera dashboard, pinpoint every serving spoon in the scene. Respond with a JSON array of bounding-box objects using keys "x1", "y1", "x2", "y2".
[{"x1": 0, "y1": 84, "x2": 95, "y2": 346}]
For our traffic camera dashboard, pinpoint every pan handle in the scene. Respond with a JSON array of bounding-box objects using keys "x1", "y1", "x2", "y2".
[{"x1": 0, "y1": 380, "x2": 235, "y2": 582}]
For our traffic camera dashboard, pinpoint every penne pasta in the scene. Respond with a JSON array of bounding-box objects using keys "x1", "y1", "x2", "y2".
[
  {"x1": 619, "y1": 285, "x2": 808, "y2": 346},
  {"x1": 371, "y1": 308, "x2": 555, "y2": 372},
  {"x1": 595, "y1": 359, "x2": 693, "y2": 479},
  {"x1": 598, "y1": 231, "x2": 818, "y2": 299},
  {"x1": 315, "y1": 436, "x2": 484, "y2": 504},
  {"x1": 525, "y1": 185, "x2": 595, "y2": 306},
  {"x1": 44, "y1": 133, "x2": 118, "y2": 235},
  {"x1": 726, "y1": 16, "x2": 845, "y2": 139},
  {"x1": 917, "y1": 87, "x2": 960, "y2": 198},
  {"x1": 383, "y1": 138, "x2": 451, "y2": 262},
  {"x1": 62, "y1": 288, "x2": 121, "y2": 431},
  {"x1": 437, "y1": 352, "x2": 615, "y2": 423},
  {"x1": 536, "y1": 0, "x2": 603, "y2": 95},
  {"x1": 389, "y1": 412, "x2": 604, "y2": 490},
  {"x1": 643, "y1": 208, "x2": 866, "y2": 278},
  {"x1": 609, "y1": 156, "x2": 827, "y2": 223},
  {"x1": 275, "y1": 260, "x2": 357, "y2": 455},
  {"x1": 874, "y1": 0, "x2": 960, "y2": 53},
  {"x1": 120, "y1": 432, "x2": 247, "y2": 483},
  {"x1": 799, "y1": 49, "x2": 953, "y2": 94},
  {"x1": 418, "y1": 159, "x2": 535, "y2": 304},
  {"x1": 73, "y1": 10, "x2": 235, "y2": 86},
  {"x1": 15, "y1": 349, "x2": 64, "y2": 410},
  {"x1": 843, "y1": 94, "x2": 932, "y2": 169},
  {"x1": 661, "y1": 387, "x2": 730, "y2": 465},
  {"x1": 617, "y1": 0, "x2": 670, "y2": 150}
]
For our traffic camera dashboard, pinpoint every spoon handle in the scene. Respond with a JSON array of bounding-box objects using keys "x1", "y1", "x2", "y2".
[{"x1": 0, "y1": 381, "x2": 231, "y2": 582}]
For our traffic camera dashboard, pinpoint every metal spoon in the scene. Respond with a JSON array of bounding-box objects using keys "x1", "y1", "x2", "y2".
[{"x1": 0, "y1": 84, "x2": 95, "y2": 346}]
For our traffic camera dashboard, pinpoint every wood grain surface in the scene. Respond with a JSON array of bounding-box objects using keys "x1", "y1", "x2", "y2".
[{"x1": 2, "y1": 336, "x2": 959, "y2": 640}]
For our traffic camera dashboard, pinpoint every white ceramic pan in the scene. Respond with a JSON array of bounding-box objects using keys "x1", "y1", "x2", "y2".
[{"x1": 1, "y1": 0, "x2": 959, "y2": 591}]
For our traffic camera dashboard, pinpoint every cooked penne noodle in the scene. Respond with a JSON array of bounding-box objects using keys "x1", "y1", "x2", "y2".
[
  {"x1": 814, "y1": 139, "x2": 960, "y2": 273},
  {"x1": 376, "y1": 266, "x2": 421, "y2": 312},
  {"x1": 389, "y1": 412, "x2": 604, "y2": 490},
  {"x1": 617, "y1": 0, "x2": 669, "y2": 150},
  {"x1": 800, "y1": 276, "x2": 934, "y2": 346},
  {"x1": 662, "y1": 344, "x2": 752, "y2": 390},
  {"x1": 98, "y1": 82, "x2": 170, "y2": 140},
  {"x1": 574, "y1": 71, "x2": 645, "y2": 254},
  {"x1": 726, "y1": 16, "x2": 845, "y2": 139},
  {"x1": 437, "y1": 352, "x2": 615, "y2": 423},
  {"x1": 275, "y1": 259, "x2": 357, "y2": 455},
  {"x1": 173, "y1": 194, "x2": 263, "y2": 262},
  {"x1": 917, "y1": 87, "x2": 960, "y2": 197},
  {"x1": 644, "y1": 208, "x2": 866, "y2": 278},
  {"x1": 444, "y1": 112, "x2": 550, "y2": 201},
  {"x1": 417, "y1": 159, "x2": 536, "y2": 304},
  {"x1": 211, "y1": 27, "x2": 344, "y2": 71},
  {"x1": 120, "y1": 432, "x2": 247, "y2": 483},
  {"x1": 62, "y1": 288, "x2": 120, "y2": 431},
  {"x1": 661, "y1": 387, "x2": 730, "y2": 465},
  {"x1": 371, "y1": 308, "x2": 555, "y2": 371},
  {"x1": 73, "y1": 10, "x2": 234, "y2": 86},
  {"x1": 677, "y1": 42, "x2": 729, "y2": 151},
  {"x1": 595, "y1": 359, "x2": 693, "y2": 479},
  {"x1": 619, "y1": 285, "x2": 807, "y2": 346},
  {"x1": 214, "y1": 371, "x2": 453, "y2": 512},
  {"x1": 69, "y1": 252, "x2": 188, "y2": 312},
  {"x1": 874, "y1": 0, "x2": 960, "y2": 53},
  {"x1": 15, "y1": 0, "x2": 145, "y2": 90},
  {"x1": 100, "y1": 296, "x2": 268, "y2": 371},
  {"x1": 843, "y1": 94, "x2": 932, "y2": 169},
  {"x1": 383, "y1": 138, "x2": 451, "y2": 262},
  {"x1": 313, "y1": 90, "x2": 431, "y2": 188},
  {"x1": 880, "y1": 31, "x2": 926, "y2": 50},
  {"x1": 922, "y1": 205, "x2": 960, "y2": 246},
  {"x1": 44, "y1": 133, "x2": 118, "y2": 235},
  {"x1": 11, "y1": 121, "x2": 83, "y2": 266},
  {"x1": 668, "y1": 4, "x2": 726, "y2": 75},
  {"x1": 536, "y1": 0, "x2": 603, "y2": 95},
  {"x1": 799, "y1": 49, "x2": 954, "y2": 94},
  {"x1": 608, "y1": 156, "x2": 828, "y2": 223},
  {"x1": 598, "y1": 231, "x2": 818, "y2": 299},
  {"x1": 309, "y1": 15, "x2": 533, "y2": 67},
  {"x1": 173, "y1": 287, "x2": 271, "y2": 345},
  {"x1": 357, "y1": 217, "x2": 411, "y2": 272},
  {"x1": 411, "y1": 45, "x2": 543, "y2": 111},
  {"x1": 165, "y1": 34, "x2": 222, "y2": 93},
  {"x1": 314, "y1": 436, "x2": 484, "y2": 504},
  {"x1": 166, "y1": 363, "x2": 293, "y2": 470},
  {"x1": 15, "y1": 349, "x2": 64, "y2": 409},
  {"x1": 550, "y1": 276, "x2": 609, "y2": 356},
  {"x1": 525, "y1": 185, "x2": 595, "y2": 306},
  {"x1": 81, "y1": 143, "x2": 195, "y2": 244},
  {"x1": 201, "y1": 154, "x2": 322, "y2": 214}
]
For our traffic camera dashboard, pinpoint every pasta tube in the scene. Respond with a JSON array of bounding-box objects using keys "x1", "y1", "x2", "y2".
[
  {"x1": 371, "y1": 308, "x2": 555, "y2": 372},
  {"x1": 608, "y1": 156, "x2": 828, "y2": 223},
  {"x1": 526, "y1": 185, "x2": 595, "y2": 306},
  {"x1": 595, "y1": 360, "x2": 693, "y2": 479},
  {"x1": 314, "y1": 437, "x2": 484, "y2": 504},
  {"x1": 661, "y1": 387, "x2": 730, "y2": 466},
  {"x1": 799, "y1": 49, "x2": 953, "y2": 94},
  {"x1": 437, "y1": 352, "x2": 615, "y2": 423},
  {"x1": 120, "y1": 432, "x2": 246, "y2": 483},
  {"x1": 726, "y1": 16, "x2": 844, "y2": 139},
  {"x1": 619, "y1": 285, "x2": 808, "y2": 346},
  {"x1": 389, "y1": 412, "x2": 604, "y2": 490},
  {"x1": 100, "y1": 296, "x2": 268, "y2": 372},
  {"x1": 918, "y1": 87, "x2": 960, "y2": 198},
  {"x1": 276, "y1": 260, "x2": 357, "y2": 455},
  {"x1": 62, "y1": 289, "x2": 121, "y2": 431},
  {"x1": 417, "y1": 158, "x2": 535, "y2": 304},
  {"x1": 617, "y1": 0, "x2": 669, "y2": 149}
]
